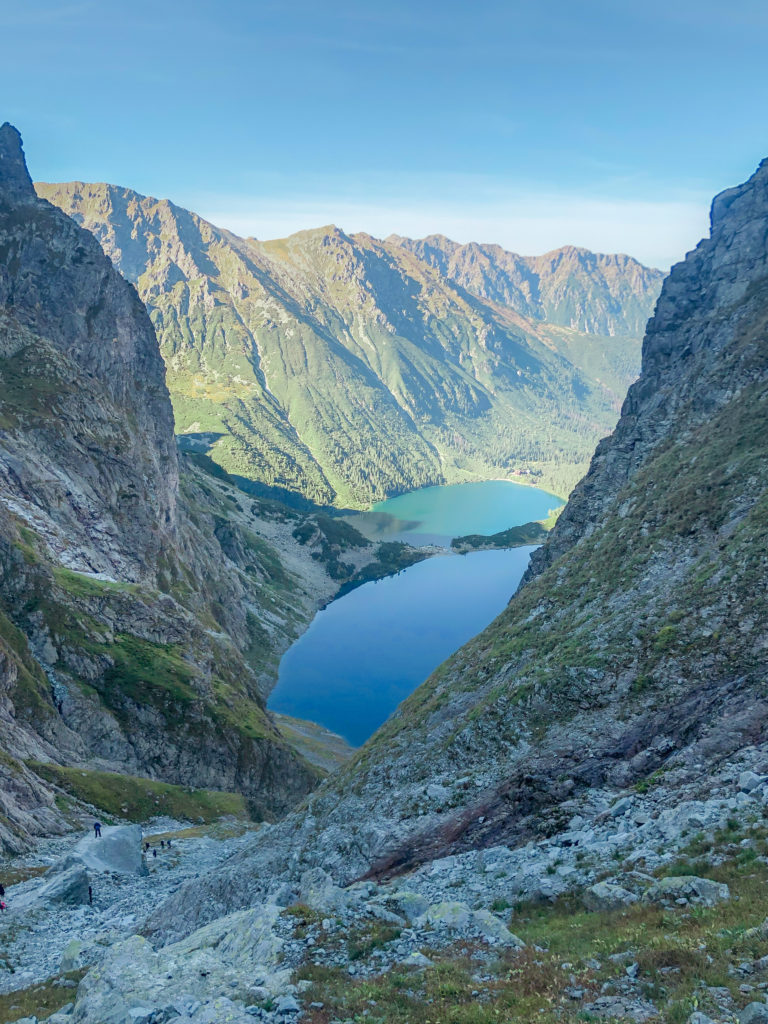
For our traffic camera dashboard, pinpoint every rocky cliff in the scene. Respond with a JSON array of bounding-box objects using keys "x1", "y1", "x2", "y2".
[
  {"x1": 37, "y1": 182, "x2": 662, "y2": 506},
  {"x1": 148, "y1": 157, "x2": 768, "y2": 941},
  {"x1": 0, "y1": 125, "x2": 354, "y2": 851}
]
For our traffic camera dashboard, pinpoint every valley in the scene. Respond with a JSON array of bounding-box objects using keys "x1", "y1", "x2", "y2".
[{"x1": 1, "y1": 114, "x2": 768, "y2": 1024}]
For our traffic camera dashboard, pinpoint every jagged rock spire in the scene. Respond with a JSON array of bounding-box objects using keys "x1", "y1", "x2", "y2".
[{"x1": 0, "y1": 122, "x2": 35, "y2": 197}]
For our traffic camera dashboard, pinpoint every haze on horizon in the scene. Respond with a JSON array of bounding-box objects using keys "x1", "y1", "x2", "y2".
[{"x1": 3, "y1": 0, "x2": 768, "y2": 268}]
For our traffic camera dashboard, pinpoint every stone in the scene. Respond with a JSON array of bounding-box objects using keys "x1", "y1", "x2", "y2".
[
  {"x1": 583, "y1": 882, "x2": 638, "y2": 911},
  {"x1": 400, "y1": 951, "x2": 433, "y2": 968},
  {"x1": 739, "y1": 772, "x2": 766, "y2": 793},
  {"x1": 469, "y1": 910, "x2": 525, "y2": 948},
  {"x1": 610, "y1": 797, "x2": 634, "y2": 818},
  {"x1": 581, "y1": 995, "x2": 659, "y2": 1021},
  {"x1": 645, "y1": 876, "x2": 730, "y2": 907},
  {"x1": 69, "y1": 826, "x2": 147, "y2": 877},
  {"x1": 740, "y1": 1004, "x2": 768, "y2": 1024},
  {"x1": 61, "y1": 939, "x2": 84, "y2": 973},
  {"x1": 688, "y1": 1014, "x2": 717, "y2": 1024},
  {"x1": 415, "y1": 901, "x2": 471, "y2": 930},
  {"x1": 14, "y1": 863, "x2": 91, "y2": 909},
  {"x1": 298, "y1": 868, "x2": 351, "y2": 914},
  {"x1": 274, "y1": 995, "x2": 300, "y2": 1014}
]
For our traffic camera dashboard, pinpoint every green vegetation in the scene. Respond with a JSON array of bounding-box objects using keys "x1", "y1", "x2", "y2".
[
  {"x1": 336, "y1": 542, "x2": 429, "y2": 597},
  {"x1": 27, "y1": 763, "x2": 249, "y2": 823},
  {"x1": 0, "y1": 971, "x2": 87, "y2": 1024},
  {"x1": 297, "y1": 824, "x2": 768, "y2": 1024}
]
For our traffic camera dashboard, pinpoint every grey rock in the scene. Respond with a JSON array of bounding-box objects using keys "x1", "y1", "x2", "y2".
[
  {"x1": 645, "y1": 876, "x2": 730, "y2": 907},
  {"x1": 584, "y1": 882, "x2": 638, "y2": 911},
  {"x1": 69, "y1": 826, "x2": 147, "y2": 877},
  {"x1": 740, "y1": 1004, "x2": 768, "y2": 1024},
  {"x1": 273, "y1": 995, "x2": 300, "y2": 1014}
]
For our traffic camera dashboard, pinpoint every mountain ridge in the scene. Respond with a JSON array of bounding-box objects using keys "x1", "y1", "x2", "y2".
[{"x1": 38, "y1": 180, "x2": 662, "y2": 507}]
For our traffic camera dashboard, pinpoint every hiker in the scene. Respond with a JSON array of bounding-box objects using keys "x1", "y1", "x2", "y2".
[
  {"x1": 88, "y1": 885, "x2": 93, "y2": 905},
  {"x1": 166, "y1": 838, "x2": 171, "y2": 847},
  {"x1": 93, "y1": 821, "x2": 102, "y2": 838},
  {"x1": 57, "y1": 699, "x2": 63, "y2": 714},
  {"x1": 152, "y1": 848, "x2": 157, "y2": 859},
  {"x1": 0, "y1": 882, "x2": 5, "y2": 897},
  {"x1": 0, "y1": 900, "x2": 6, "y2": 911},
  {"x1": 160, "y1": 839, "x2": 165, "y2": 849},
  {"x1": 144, "y1": 842, "x2": 149, "y2": 852}
]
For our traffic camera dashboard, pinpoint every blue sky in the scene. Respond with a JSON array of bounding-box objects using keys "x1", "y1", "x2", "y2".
[{"x1": 2, "y1": 0, "x2": 767, "y2": 266}]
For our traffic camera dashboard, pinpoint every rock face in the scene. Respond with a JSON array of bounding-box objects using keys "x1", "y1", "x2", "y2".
[
  {"x1": 146, "y1": 157, "x2": 768, "y2": 936},
  {"x1": 38, "y1": 182, "x2": 663, "y2": 505},
  {"x1": 0, "y1": 124, "x2": 337, "y2": 848}
]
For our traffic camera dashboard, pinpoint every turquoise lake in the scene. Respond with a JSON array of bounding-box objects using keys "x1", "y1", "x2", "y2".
[
  {"x1": 268, "y1": 481, "x2": 562, "y2": 746},
  {"x1": 346, "y1": 479, "x2": 560, "y2": 546}
]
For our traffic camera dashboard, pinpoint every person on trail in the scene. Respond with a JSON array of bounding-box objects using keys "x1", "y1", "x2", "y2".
[
  {"x1": 152, "y1": 847, "x2": 157, "y2": 858},
  {"x1": 93, "y1": 821, "x2": 102, "y2": 838},
  {"x1": 160, "y1": 839, "x2": 165, "y2": 849},
  {"x1": 88, "y1": 885, "x2": 93, "y2": 905},
  {"x1": 0, "y1": 900, "x2": 6, "y2": 911},
  {"x1": 0, "y1": 882, "x2": 5, "y2": 897},
  {"x1": 144, "y1": 842, "x2": 149, "y2": 852}
]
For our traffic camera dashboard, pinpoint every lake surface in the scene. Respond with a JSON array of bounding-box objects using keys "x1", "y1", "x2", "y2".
[
  {"x1": 347, "y1": 479, "x2": 560, "y2": 546},
  {"x1": 269, "y1": 480, "x2": 562, "y2": 747},
  {"x1": 269, "y1": 546, "x2": 536, "y2": 747}
]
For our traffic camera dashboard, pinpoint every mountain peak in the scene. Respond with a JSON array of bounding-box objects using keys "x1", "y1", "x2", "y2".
[{"x1": 0, "y1": 122, "x2": 34, "y2": 197}]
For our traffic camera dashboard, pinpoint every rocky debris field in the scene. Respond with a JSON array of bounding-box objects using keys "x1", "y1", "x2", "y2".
[{"x1": 4, "y1": 749, "x2": 768, "y2": 1023}]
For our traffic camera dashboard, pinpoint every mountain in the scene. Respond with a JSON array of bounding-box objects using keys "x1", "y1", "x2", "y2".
[
  {"x1": 0, "y1": 125, "x2": 384, "y2": 851},
  {"x1": 37, "y1": 182, "x2": 663, "y2": 506},
  {"x1": 143, "y1": 154, "x2": 768, "y2": 952},
  {"x1": 388, "y1": 234, "x2": 661, "y2": 335}
]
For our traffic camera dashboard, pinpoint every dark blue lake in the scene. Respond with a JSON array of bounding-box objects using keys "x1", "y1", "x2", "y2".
[
  {"x1": 268, "y1": 547, "x2": 537, "y2": 747},
  {"x1": 268, "y1": 481, "x2": 562, "y2": 747}
]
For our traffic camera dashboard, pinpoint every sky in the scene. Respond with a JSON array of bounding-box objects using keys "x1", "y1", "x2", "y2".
[{"x1": 2, "y1": 0, "x2": 767, "y2": 268}]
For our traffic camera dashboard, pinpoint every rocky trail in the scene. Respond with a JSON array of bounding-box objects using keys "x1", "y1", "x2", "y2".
[
  {"x1": 4, "y1": 746, "x2": 768, "y2": 1022},
  {"x1": 0, "y1": 821, "x2": 258, "y2": 999}
]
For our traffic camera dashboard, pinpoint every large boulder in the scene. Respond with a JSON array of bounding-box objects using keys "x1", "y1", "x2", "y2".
[
  {"x1": 70, "y1": 904, "x2": 290, "y2": 1024},
  {"x1": 414, "y1": 900, "x2": 524, "y2": 947},
  {"x1": 584, "y1": 881, "x2": 638, "y2": 911},
  {"x1": 12, "y1": 862, "x2": 90, "y2": 909},
  {"x1": 70, "y1": 825, "x2": 147, "y2": 876},
  {"x1": 644, "y1": 875, "x2": 730, "y2": 907},
  {"x1": 740, "y1": 1004, "x2": 768, "y2": 1024}
]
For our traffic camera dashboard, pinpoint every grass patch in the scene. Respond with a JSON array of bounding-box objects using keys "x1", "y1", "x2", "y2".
[
  {"x1": 0, "y1": 971, "x2": 86, "y2": 1023},
  {"x1": 27, "y1": 763, "x2": 249, "y2": 823}
]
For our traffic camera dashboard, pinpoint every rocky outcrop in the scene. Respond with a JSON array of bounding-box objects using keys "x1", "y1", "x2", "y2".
[
  {"x1": 0, "y1": 124, "x2": 342, "y2": 848},
  {"x1": 38, "y1": 182, "x2": 661, "y2": 505},
  {"x1": 145, "y1": 157, "x2": 768, "y2": 937}
]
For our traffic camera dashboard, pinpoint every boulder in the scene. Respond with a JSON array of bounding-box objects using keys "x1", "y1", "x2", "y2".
[
  {"x1": 470, "y1": 909, "x2": 525, "y2": 947},
  {"x1": 413, "y1": 901, "x2": 524, "y2": 947},
  {"x1": 416, "y1": 900, "x2": 471, "y2": 930},
  {"x1": 583, "y1": 882, "x2": 638, "y2": 911},
  {"x1": 70, "y1": 906, "x2": 291, "y2": 1024},
  {"x1": 739, "y1": 772, "x2": 767, "y2": 793},
  {"x1": 374, "y1": 890, "x2": 429, "y2": 923},
  {"x1": 61, "y1": 939, "x2": 84, "y2": 973},
  {"x1": 70, "y1": 825, "x2": 147, "y2": 877},
  {"x1": 644, "y1": 875, "x2": 730, "y2": 907},
  {"x1": 740, "y1": 1004, "x2": 768, "y2": 1024},
  {"x1": 13, "y1": 862, "x2": 91, "y2": 909},
  {"x1": 581, "y1": 995, "x2": 659, "y2": 1021},
  {"x1": 298, "y1": 867, "x2": 351, "y2": 914}
]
